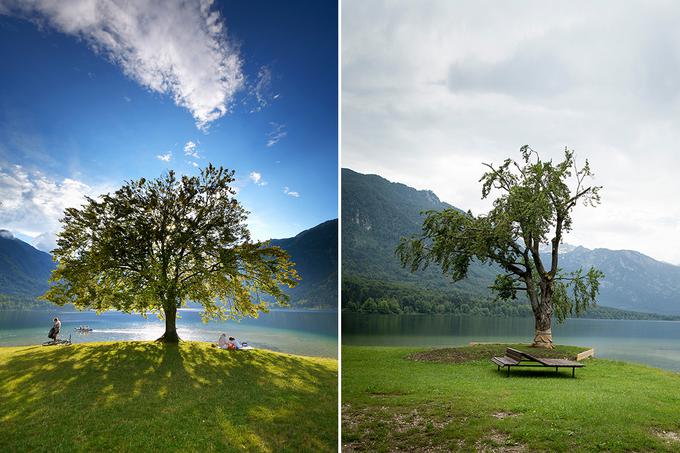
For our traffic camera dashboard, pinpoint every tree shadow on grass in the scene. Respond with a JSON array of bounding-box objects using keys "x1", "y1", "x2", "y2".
[{"x1": 0, "y1": 342, "x2": 337, "y2": 452}]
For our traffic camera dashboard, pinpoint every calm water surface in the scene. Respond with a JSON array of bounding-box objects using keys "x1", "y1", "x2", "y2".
[
  {"x1": 0, "y1": 309, "x2": 338, "y2": 358},
  {"x1": 343, "y1": 313, "x2": 680, "y2": 372}
]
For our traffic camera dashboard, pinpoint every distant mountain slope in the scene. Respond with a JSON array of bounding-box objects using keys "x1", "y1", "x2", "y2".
[
  {"x1": 342, "y1": 168, "x2": 496, "y2": 300},
  {"x1": 0, "y1": 220, "x2": 338, "y2": 310},
  {"x1": 342, "y1": 168, "x2": 680, "y2": 316},
  {"x1": 270, "y1": 219, "x2": 338, "y2": 308},
  {"x1": 557, "y1": 247, "x2": 680, "y2": 315},
  {"x1": 0, "y1": 230, "x2": 55, "y2": 298}
]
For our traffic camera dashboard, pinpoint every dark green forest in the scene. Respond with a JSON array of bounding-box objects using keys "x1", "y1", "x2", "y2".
[{"x1": 341, "y1": 275, "x2": 679, "y2": 320}]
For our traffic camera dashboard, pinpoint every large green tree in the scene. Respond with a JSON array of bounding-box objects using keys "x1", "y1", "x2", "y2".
[
  {"x1": 397, "y1": 146, "x2": 603, "y2": 348},
  {"x1": 42, "y1": 164, "x2": 299, "y2": 343}
]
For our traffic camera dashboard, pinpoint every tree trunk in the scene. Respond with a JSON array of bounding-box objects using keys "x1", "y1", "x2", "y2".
[
  {"x1": 532, "y1": 288, "x2": 553, "y2": 349},
  {"x1": 156, "y1": 305, "x2": 180, "y2": 343}
]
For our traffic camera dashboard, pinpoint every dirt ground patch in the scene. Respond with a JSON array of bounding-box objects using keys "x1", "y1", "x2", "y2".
[
  {"x1": 342, "y1": 402, "x2": 458, "y2": 452},
  {"x1": 475, "y1": 430, "x2": 526, "y2": 452},
  {"x1": 655, "y1": 430, "x2": 680, "y2": 443},
  {"x1": 407, "y1": 344, "x2": 583, "y2": 364}
]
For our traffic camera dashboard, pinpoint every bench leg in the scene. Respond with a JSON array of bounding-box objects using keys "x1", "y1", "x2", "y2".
[
  {"x1": 497, "y1": 365, "x2": 500, "y2": 371},
  {"x1": 507, "y1": 366, "x2": 510, "y2": 377},
  {"x1": 555, "y1": 367, "x2": 558, "y2": 373},
  {"x1": 572, "y1": 367, "x2": 575, "y2": 378}
]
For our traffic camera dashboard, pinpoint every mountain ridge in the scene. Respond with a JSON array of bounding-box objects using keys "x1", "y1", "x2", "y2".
[
  {"x1": 0, "y1": 229, "x2": 55, "y2": 299},
  {"x1": 270, "y1": 219, "x2": 338, "y2": 308},
  {"x1": 342, "y1": 168, "x2": 680, "y2": 316},
  {"x1": 0, "y1": 220, "x2": 338, "y2": 310}
]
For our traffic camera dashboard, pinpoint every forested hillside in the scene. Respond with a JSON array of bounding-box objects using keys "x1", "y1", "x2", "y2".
[{"x1": 342, "y1": 169, "x2": 680, "y2": 317}]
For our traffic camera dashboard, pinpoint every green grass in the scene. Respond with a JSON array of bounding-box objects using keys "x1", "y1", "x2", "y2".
[
  {"x1": 0, "y1": 341, "x2": 337, "y2": 452},
  {"x1": 342, "y1": 344, "x2": 680, "y2": 452}
]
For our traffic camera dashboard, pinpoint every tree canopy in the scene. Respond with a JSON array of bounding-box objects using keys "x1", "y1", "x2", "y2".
[
  {"x1": 42, "y1": 164, "x2": 298, "y2": 342},
  {"x1": 397, "y1": 146, "x2": 603, "y2": 348}
]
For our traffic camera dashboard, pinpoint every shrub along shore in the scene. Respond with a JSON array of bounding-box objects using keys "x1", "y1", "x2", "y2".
[
  {"x1": 343, "y1": 344, "x2": 680, "y2": 452},
  {"x1": 0, "y1": 341, "x2": 338, "y2": 452}
]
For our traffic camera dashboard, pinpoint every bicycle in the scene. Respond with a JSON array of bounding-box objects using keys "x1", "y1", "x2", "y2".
[{"x1": 42, "y1": 333, "x2": 72, "y2": 346}]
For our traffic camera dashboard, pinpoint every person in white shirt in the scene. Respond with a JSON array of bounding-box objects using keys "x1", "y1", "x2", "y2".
[
  {"x1": 48, "y1": 317, "x2": 61, "y2": 342},
  {"x1": 217, "y1": 333, "x2": 229, "y2": 349}
]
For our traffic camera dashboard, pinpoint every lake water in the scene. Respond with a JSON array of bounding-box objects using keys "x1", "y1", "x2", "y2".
[
  {"x1": 343, "y1": 313, "x2": 680, "y2": 372},
  {"x1": 0, "y1": 309, "x2": 338, "y2": 358}
]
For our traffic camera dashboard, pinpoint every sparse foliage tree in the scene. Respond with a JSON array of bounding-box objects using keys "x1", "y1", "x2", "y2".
[
  {"x1": 397, "y1": 146, "x2": 603, "y2": 348},
  {"x1": 43, "y1": 164, "x2": 299, "y2": 343}
]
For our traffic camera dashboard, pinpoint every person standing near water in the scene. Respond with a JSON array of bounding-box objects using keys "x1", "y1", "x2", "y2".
[{"x1": 48, "y1": 317, "x2": 61, "y2": 342}]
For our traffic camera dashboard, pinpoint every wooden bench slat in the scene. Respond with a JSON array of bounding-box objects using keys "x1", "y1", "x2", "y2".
[
  {"x1": 505, "y1": 348, "x2": 524, "y2": 361},
  {"x1": 491, "y1": 348, "x2": 586, "y2": 377},
  {"x1": 538, "y1": 358, "x2": 584, "y2": 367},
  {"x1": 515, "y1": 349, "x2": 551, "y2": 365},
  {"x1": 492, "y1": 356, "x2": 518, "y2": 366}
]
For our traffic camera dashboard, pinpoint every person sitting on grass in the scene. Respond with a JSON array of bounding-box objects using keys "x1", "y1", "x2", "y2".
[
  {"x1": 227, "y1": 336, "x2": 245, "y2": 350},
  {"x1": 217, "y1": 333, "x2": 229, "y2": 349},
  {"x1": 48, "y1": 317, "x2": 61, "y2": 342}
]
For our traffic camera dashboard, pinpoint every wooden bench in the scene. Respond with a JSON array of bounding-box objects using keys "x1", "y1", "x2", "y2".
[{"x1": 491, "y1": 347, "x2": 584, "y2": 377}]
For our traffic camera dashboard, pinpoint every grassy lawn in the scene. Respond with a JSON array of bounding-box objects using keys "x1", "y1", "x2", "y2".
[
  {"x1": 343, "y1": 344, "x2": 680, "y2": 452},
  {"x1": 0, "y1": 341, "x2": 337, "y2": 452}
]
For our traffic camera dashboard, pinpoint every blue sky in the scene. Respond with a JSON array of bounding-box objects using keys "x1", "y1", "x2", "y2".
[{"x1": 0, "y1": 0, "x2": 337, "y2": 251}]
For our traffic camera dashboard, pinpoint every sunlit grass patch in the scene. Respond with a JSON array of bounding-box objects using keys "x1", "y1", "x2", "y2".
[{"x1": 0, "y1": 341, "x2": 337, "y2": 452}]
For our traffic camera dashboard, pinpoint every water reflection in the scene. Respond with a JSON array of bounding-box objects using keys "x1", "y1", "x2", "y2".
[
  {"x1": 0, "y1": 309, "x2": 338, "y2": 358},
  {"x1": 343, "y1": 313, "x2": 680, "y2": 372}
]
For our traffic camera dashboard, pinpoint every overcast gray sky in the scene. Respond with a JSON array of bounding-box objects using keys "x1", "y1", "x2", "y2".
[{"x1": 343, "y1": 0, "x2": 680, "y2": 264}]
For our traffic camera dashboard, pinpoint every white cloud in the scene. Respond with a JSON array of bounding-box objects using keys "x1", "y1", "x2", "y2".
[
  {"x1": 191, "y1": 161, "x2": 199, "y2": 168},
  {"x1": 249, "y1": 65, "x2": 276, "y2": 112},
  {"x1": 249, "y1": 171, "x2": 262, "y2": 184},
  {"x1": 156, "y1": 153, "x2": 171, "y2": 162},
  {"x1": 266, "y1": 122, "x2": 287, "y2": 147},
  {"x1": 32, "y1": 231, "x2": 56, "y2": 253},
  {"x1": 283, "y1": 186, "x2": 299, "y2": 198},
  {"x1": 184, "y1": 141, "x2": 200, "y2": 158},
  {"x1": 249, "y1": 171, "x2": 267, "y2": 186},
  {"x1": 343, "y1": 1, "x2": 680, "y2": 264},
  {"x1": 0, "y1": 164, "x2": 109, "y2": 252},
  {"x1": 2, "y1": 0, "x2": 244, "y2": 130}
]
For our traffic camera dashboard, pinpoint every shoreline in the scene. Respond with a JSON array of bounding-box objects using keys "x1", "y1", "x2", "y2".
[
  {"x1": 0, "y1": 309, "x2": 338, "y2": 358},
  {"x1": 342, "y1": 311, "x2": 680, "y2": 322},
  {"x1": 0, "y1": 306, "x2": 339, "y2": 314},
  {"x1": 343, "y1": 343, "x2": 679, "y2": 374},
  {"x1": 0, "y1": 339, "x2": 339, "y2": 361}
]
